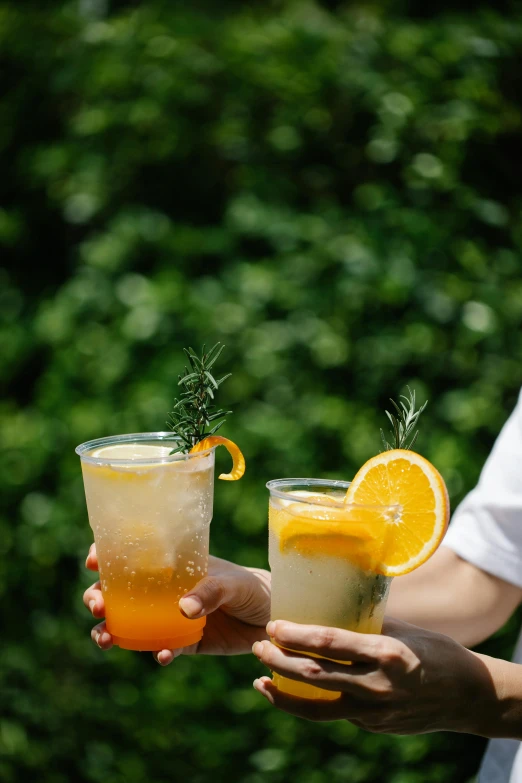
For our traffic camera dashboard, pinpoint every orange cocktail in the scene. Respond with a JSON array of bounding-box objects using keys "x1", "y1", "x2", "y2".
[{"x1": 77, "y1": 433, "x2": 215, "y2": 651}]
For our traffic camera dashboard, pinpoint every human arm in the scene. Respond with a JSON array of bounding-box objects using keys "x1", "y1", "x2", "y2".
[
  {"x1": 83, "y1": 544, "x2": 271, "y2": 664},
  {"x1": 386, "y1": 544, "x2": 522, "y2": 647},
  {"x1": 386, "y1": 389, "x2": 522, "y2": 646},
  {"x1": 252, "y1": 617, "x2": 522, "y2": 738},
  {"x1": 253, "y1": 393, "x2": 522, "y2": 729},
  {"x1": 389, "y1": 389, "x2": 520, "y2": 647}
]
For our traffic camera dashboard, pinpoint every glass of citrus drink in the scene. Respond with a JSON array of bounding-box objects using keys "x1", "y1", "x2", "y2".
[
  {"x1": 266, "y1": 444, "x2": 449, "y2": 701},
  {"x1": 76, "y1": 432, "x2": 216, "y2": 651},
  {"x1": 267, "y1": 478, "x2": 399, "y2": 701}
]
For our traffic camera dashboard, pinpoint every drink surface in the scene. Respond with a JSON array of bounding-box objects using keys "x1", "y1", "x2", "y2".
[
  {"x1": 269, "y1": 490, "x2": 392, "y2": 700},
  {"x1": 81, "y1": 442, "x2": 214, "y2": 649}
]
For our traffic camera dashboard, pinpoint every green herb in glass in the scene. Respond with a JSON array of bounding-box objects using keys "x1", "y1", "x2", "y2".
[
  {"x1": 167, "y1": 342, "x2": 232, "y2": 454},
  {"x1": 380, "y1": 386, "x2": 428, "y2": 452}
]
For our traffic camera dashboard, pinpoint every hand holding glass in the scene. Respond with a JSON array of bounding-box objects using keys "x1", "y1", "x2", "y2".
[{"x1": 267, "y1": 479, "x2": 398, "y2": 700}]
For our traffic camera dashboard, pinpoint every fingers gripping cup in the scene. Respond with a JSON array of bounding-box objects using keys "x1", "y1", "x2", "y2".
[
  {"x1": 77, "y1": 433, "x2": 215, "y2": 651},
  {"x1": 267, "y1": 479, "x2": 399, "y2": 701}
]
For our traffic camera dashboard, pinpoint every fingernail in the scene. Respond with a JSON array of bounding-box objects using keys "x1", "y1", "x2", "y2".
[
  {"x1": 89, "y1": 600, "x2": 96, "y2": 615},
  {"x1": 179, "y1": 595, "x2": 204, "y2": 619},
  {"x1": 94, "y1": 632, "x2": 101, "y2": 647},
  {"x1": 252, "y1": 642, "x2": 264, "y2": 657},
  {"x1": 161, "y1": 649, "x2": 182, "y2": 665},
  {"x1": 266, "y1": 621, "x2": 275, "y2": 636},
  {"x1": 157, "y1": 651, "x2": 171, "y2": 666},
  {"x1": 253, "y1": 678, "x2": 262, "y2": 690}
]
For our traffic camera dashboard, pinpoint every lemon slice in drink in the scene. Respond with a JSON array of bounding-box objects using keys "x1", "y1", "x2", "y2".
[
  {"x1": 344, "y1": 449, "x2": 450, "y2": 576},
  {"x1": 90, "y1": 444, "x2": 173, "y2": 460},
  {"x1": 85, "y1": 442, "x2": 211, "y2": 481}
]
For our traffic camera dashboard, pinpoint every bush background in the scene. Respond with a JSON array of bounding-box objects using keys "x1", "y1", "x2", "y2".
[{"x1": 2, "y1": 1, "x2": 522, "y2": 781}]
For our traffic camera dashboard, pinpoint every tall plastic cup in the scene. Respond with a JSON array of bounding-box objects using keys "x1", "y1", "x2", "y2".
[
  {"x1": 267, "y1": 478, "x2": 398, "y2": 701},
  {"x1": 76, "y1": 432, "x2": 215, "y2": 651}
]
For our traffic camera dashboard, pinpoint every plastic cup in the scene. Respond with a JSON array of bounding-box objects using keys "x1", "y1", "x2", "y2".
[
  {"x1": 267, "y1": 478, "x2": 398, "y2": 701},
  {"x1": 76, "y1": 432, "x2": 215, "y2": 651}
]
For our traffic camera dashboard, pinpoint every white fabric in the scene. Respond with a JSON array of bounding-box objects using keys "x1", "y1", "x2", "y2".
[{"x1": 444, "y1": 389, "x2": 522, "y2": 782}]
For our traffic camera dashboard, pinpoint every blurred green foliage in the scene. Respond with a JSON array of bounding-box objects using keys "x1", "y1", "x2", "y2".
[{"x1": 2, "y1": 0, "x2": 522, "y2": 780}]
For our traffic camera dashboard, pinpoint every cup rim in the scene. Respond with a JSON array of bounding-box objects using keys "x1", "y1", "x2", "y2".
[
  {"x1": 266, "y1": 477, "x2": 400, "y2": 512},
  {"x1": 75, "y1": 432, "x2": 216, "y2": 466}
]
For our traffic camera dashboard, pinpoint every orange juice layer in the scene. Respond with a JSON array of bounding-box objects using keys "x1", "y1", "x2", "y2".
[
  {"x1": 102, "y1": 566, "x2": 205, "y2": 650},
  {"x1": 272, "y1": 615, "x2": 385, "y2": 701},
  {"x1": 273, "y1": 674, "x2": 341, "y2": 701}
]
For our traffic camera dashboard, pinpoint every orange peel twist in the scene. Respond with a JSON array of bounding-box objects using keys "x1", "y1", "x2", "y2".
[{"x1": 190, "y1": 436, "x2": 245, "y2": 481}]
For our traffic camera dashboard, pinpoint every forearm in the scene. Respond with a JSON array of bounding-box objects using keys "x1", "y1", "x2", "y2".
[
  {"x1": 468, "y1": 654, "x2": 522, "y2": 739},
  {"x1": 386, "y1": 546, "x2": 521, "y2": 647}
]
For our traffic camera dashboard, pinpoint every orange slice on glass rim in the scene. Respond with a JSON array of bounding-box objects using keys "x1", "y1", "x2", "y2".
[
  {"x1": 344, "y1": 449, "x2": 450, "y2": 576},
  {"x1": 190, "y1": 436, "x2": 245, "y2": 481}
]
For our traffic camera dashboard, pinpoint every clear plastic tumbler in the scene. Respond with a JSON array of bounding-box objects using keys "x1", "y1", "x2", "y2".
[
  {"x1": 76, "y1": 432, "x2": 215, "y2": 651},
  {"x1": 267, "y1": 478, "x2": 398, "y2": 700}
]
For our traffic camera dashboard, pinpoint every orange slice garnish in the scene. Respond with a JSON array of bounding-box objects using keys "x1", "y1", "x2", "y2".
[
  {"x1": 190, "y1": 436, "x2": 245, "y2": 481},
  {"x1": 344, "y1": 449, "x2": 449, "y2": 576}
]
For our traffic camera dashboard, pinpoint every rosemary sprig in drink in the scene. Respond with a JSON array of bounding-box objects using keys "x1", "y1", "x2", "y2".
[
  {"x1": 167, "y1": 342, "x2": 232, "y2": 454},
  {"x1": 380, "y1": 386, "x2": 428, "y2": 452}
]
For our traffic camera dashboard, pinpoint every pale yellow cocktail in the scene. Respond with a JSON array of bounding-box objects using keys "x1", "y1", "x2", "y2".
[
  {"x1": 265, "y1": 391, "x2": 450, "y2": 702},
  {"x1": 268, "y1": 479, "x2": 397, "y2": 701}
]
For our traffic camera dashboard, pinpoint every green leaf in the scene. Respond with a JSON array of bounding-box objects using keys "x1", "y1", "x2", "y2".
[
  {"x1": 381, "y1": 388, "x2": 428, "y2": 450},
  {"x1": 167, "y1": 342, "x2": 232, "y2": 448},
  {"x1": 205, "y1": 342, "x2": 226, "y2": 369},
  {"x1": 204, "y1": 371, "x2": 219, "y2": 389}
]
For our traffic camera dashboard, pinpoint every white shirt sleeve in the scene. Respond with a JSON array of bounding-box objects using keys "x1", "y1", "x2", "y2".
[{"x1": 443, "y1": 389, "x2": 522, "y2": 589}]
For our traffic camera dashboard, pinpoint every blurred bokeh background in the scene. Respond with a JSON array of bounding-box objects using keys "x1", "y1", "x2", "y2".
[{"x1": 2, "y1": 0, "x2": 522, "y2": 780}]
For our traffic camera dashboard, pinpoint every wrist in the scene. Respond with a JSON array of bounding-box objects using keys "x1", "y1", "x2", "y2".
[{"x1": 467, "y1": 653, "x2": 522, "y2": 739}]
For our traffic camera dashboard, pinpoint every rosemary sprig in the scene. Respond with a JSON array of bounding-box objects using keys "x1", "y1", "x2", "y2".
[
  {"x1": 167, "y1": 342, "x2": 232, "y2": 454},
  {"x1": 380, "y1": 386, "x2": 428, "y2": 452}
]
